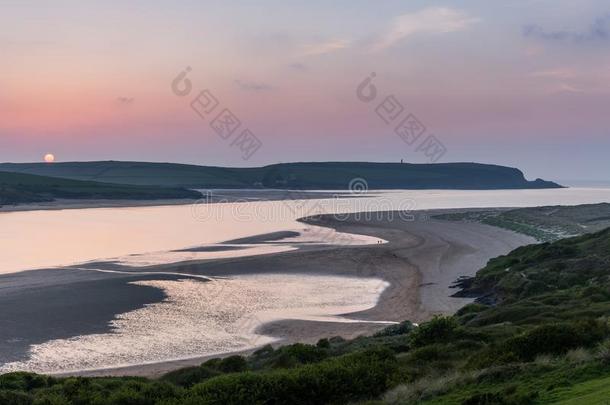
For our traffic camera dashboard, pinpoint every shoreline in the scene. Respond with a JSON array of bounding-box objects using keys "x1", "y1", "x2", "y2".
[
  {"x1": 0, "y1": 198, "x2": 198, "y2": 213},
  {"x1": 40, "y1": 209, "x2": 535, "y2": 378},
  {"x1": 0, "y1": 190, "x2": 361, "y2": 213}
]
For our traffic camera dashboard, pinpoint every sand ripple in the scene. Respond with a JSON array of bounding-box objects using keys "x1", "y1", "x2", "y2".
[{"x1": 1, "y1": 274, "x2": 388, "y2": 374}]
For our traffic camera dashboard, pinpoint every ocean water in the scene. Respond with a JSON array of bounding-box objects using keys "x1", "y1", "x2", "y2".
[
  {"x1": 3, "y1": 188, "x2": 610, "y2": 373},
  {"x1": 3, "y1": 188, "x2": 610, "y2": 275}
]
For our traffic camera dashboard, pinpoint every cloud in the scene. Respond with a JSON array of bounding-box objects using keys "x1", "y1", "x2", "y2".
[
  {"x1": 375, "y1": 7, "x2": 479, "y2": 49},
  {"x1": 556, "y1": 83, "x2": 585, "y2": 94},
  {"x1": 529, "y1": 69, "x2": 584, "y2": 93},
  {"x1": 288, "y1": 62, "x2": 308, "y2": 71},
  {"x1": 529, "y1": 68, "x2": 575, "y2": 79},
  {"x1": 234, "y1": 80, "x2": 273, "y2": 92},
  {"x1": 116, "y1": 97, "x2": 134, "y2": 105},
  {"x1": 300, "y1": 39, "x2": 349, "y2": 56},
  {"x1": 523, "y1": 15, "x2": 610, "y2": 43}
]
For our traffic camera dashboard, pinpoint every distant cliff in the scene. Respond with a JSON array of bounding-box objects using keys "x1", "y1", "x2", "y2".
[{"x1": 0, "y1": 161, "x2": 563, "y2": 190}]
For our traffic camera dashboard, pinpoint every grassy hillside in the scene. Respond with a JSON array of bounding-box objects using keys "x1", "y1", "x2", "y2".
[
  {"x1": 2, "y1": 227, "x2": 610, "y2": 404},
  {"x1": 435, "y1": 203, "x2": 610, "y2": 242},
  {"x1": 0, "y1": 161, "x2": 562, "y2": 190},
  {"x1": 0, "y1": 171, "x2": 201, "y2": 206}
]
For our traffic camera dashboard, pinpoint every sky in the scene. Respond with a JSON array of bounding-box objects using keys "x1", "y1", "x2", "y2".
[{"x1": 1, "y1": 0, "x2": 610, "y2": 182}]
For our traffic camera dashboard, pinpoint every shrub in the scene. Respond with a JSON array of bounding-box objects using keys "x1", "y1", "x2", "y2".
[
  {"x1": 106, "y1": 387, "x2": 148, "y2": 405},
  {"x1": 408, "y1": 345, "x2": 442, "y2": 362},
  {"x1": 374, "y1": 321, "x2": 415, "y2": 337},
  {"x1": 316, "y1": 338, "x2": 330, "y2": 348},
  {"x1": 161, "y1": 366, "x2": 220, "y2": 388},
  {"x1": 191, "y1": 348, "x2": 398, "y2": 404},
  {"x1": 0, "y1": 390, "x2": 33, "y2": 405},
  {"x1": 465, "y1": 346, "x2": 520, "y2": 369},
  {"x1": 277, "y1": 344, "x2": 327, "y2": 364},
  {"x1": 32, "y1": 392, "x2": 70, "y2": 405},
  {"x1": 253, "y1": 344, "x2": 274, "y2": 357},
  {"x1": 409, "y1": 316, "x2": 460, "y2": 348},
  {"x1": 507, "y1": 320, "x2": 608, "y2": 361},
  {"x1": 456, "y1": 303, "x2": 489, "y2": 317},
  {"x1": 217, "y1": 355, "x2": 248, "y2": 373},
  {"x1": 0, "y1": 373, "x2": 53, "y2": 391}
]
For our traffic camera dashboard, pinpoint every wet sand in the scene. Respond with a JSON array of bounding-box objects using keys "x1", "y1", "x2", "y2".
[{"x1": 43, "y1": 210, "x2": 534, "y2": 377}]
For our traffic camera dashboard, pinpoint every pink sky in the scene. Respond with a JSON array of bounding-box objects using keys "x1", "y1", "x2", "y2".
[{"x1": 2, "y1": 0, "x2": 610, "y2": 181}]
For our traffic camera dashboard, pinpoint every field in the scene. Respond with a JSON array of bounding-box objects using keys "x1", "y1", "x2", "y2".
[{"x1": 0, "y1": 171, "x2": 201, "y2": 206}]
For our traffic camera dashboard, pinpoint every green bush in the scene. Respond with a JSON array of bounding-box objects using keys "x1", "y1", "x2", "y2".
[
  {"x1": 408, "y1": 345, "x2": 443, "y2": 362},
  {"x1": 456, "y1": 303, "x2": 489, "y2": 317},
  {"x1": 374, "y1": 321, "x2": 415, "y2": 337},
  {"x1": 217, "y1": 355, "x2": 248, "y2": 373},
  {"x1": 465, "y1": 346, "x2": 521, "y2": 370},
  {"x1": 253, "y1": 344, "x2": 275, "y2": 357},
  {"x1": 276, "y1": 344, "x2": 327, "y2": 365},
  {"x1": 409, "y1": 316, "x2": 460, "y2": 348},
  {"x1": 0, "y1": 390, "x2": 33, "y2": 405},
  {"x1": 316, "y1": 338, "x2": 330, "y2": 348},
  {"x1": 191, "y1": 348, "x2": 398, "y2": 404},
  {"x1": 161, "y1": 366, "x2": 220, "y2": 388},
  {"x1": 0, "y1": 373, "x2": 54, "y2": 392},
  {"x1": 32, "y1": 392, "x2": 70, "y2": 405},
  {"x1": 507, "y1": 320, "x2": 608, "y2": 361}
]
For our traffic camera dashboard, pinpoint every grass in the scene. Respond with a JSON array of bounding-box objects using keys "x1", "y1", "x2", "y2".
[
  {"x1": 435, "y1": 203, "x2": 610, "y2": 242},
  {"x1": 549, "y1": 374, "x2": 610, "y2": 404},
  {"x1": 0, "y1": 171, "x2": 201, "y2": 205}
]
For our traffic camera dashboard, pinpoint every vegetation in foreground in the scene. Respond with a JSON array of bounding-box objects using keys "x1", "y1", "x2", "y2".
[
  {"x1": 3, "y1": 228, "x2": 610, "y2": 404},
  {"x1": 0, "y1": 171, "x2": 201, "y2": 206}
]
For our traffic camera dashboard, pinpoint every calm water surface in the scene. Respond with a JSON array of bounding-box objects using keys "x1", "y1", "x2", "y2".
[
  {"x1": 3, "y1": 188, "x2": 610, "y2": 373},
  {"x1": 3, "y1": 188, "x2": 610, "y2": 275}
]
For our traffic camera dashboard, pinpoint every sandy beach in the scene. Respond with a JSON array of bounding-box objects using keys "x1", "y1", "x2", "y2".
[{"x1": 23, "y1": 209, "x2": 534, "y2": 378}]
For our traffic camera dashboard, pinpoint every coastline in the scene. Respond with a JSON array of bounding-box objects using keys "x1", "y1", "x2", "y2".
[
  {"x1": 0, "y1": 198, "x2": 198, "y2": 213},
  {"x1": 0, "y1": 190, "x2": 358, "y2": 213},
  {"x1": 43, "y1": 209, "x2": 535, "y2": 378}
]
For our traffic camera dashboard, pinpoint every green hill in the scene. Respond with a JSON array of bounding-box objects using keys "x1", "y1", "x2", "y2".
[
  {"x1": 3, "y1": 222, "x2": 610, "y2": 404},
  {"x1": 0, "y1": 171, "x2": 201, "y2": 206},
  {"x1": 0, "y1": 161, "x2": 562, "y2": 189}
]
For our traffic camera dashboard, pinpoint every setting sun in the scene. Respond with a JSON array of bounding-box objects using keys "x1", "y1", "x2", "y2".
[{"x1": 44, "y1": 153, "x2": 55, "y2": 163}]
